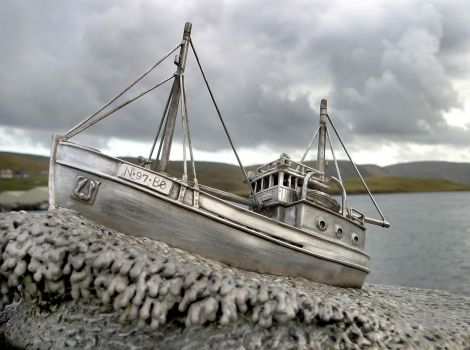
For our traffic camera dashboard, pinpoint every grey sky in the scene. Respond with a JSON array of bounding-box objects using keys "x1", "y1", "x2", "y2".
[{"x1": 1, "y1": 0, "x2": 469, "y2": 165}]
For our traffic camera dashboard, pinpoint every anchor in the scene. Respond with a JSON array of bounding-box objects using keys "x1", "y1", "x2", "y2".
[{"x1": 73, "y1": 176, "x2": 101, "y2": 203}]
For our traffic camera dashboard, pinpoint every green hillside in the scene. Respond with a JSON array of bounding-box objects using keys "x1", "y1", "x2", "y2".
[
  {"x1": 303, "y1": 160, "x2": 390, "y2": 179},
  {"x1": 0, "y1": 152, "x2": 49, "y2": 192},
  {"x1": 385, "y1": 161, "x2": 470, "y2": 185},
  {"x1": 0, "y1": 152, "x2": 49, "y2": 172},
  {"x1": 0, "y1": 175, "x2": 49, "y2": 192},
  {"x1": 342, "y1": 176, "x2": 470, "y2": 194},
  {"x1": 1, "y1": 152, "x2": 470, "y2": 195},
  {"x1": 164, "y1": 161, "x2": 470, "y2": 195}
]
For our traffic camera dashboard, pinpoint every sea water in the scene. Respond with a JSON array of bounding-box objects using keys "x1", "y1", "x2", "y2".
[{"x1": 351, "y1": 191, "x2": 470, "y2": 296}]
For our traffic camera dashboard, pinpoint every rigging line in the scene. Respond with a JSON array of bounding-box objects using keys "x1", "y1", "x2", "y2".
[
  {"x1": 154, "y1": 81, "x2": 179, "y2": 171},
  {"x1": 326, "y1": 114, "x2": 387, "y2": 221},
  {"x1": 296, "y1": 126, "x2": 319, "y2": 173},
  {"x1": 67, "y1": 75, "x2": 175, "y2": 139},
  {"x1": 153, "y1": 115, "x2": 167, "y2": 171},
  {"x1": 65, "y1": 44, "x2": 181, "y2": 139},
  {"x1": 325, "y1": 128, "x2": 343, "y2": 184},
  {"x1": 148, "y1": 87, "x2": 173, "y2": 162},
  {"x1": 326, "y1": 128, "x2": 349, "y2": 217},
  {"x1": 181, "y1": 75, "x2": 198, "y2": 185},
  {"x1": 179, "y1": 75, "x2": 188, "y2": 182},
  {"x1": 300, "y1": 126, "x2": 320, "y2": 163},
  {"x1": 190, "y1": 38, "x2": 253, "y2": 195}
]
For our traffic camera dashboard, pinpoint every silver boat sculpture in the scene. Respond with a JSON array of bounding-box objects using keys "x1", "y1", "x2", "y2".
[{"x1": 49, "y1": 23, "x2": 390, "y2": 288}]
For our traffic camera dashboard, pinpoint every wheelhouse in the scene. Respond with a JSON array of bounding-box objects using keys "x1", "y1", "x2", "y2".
[{"x1": 248, "y1": 153, "x2": 365, "y2": 248}]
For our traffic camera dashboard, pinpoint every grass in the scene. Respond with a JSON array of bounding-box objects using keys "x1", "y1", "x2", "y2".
[
  {"x1": 0, "y1": 152, "x2": 49, "y2": 172},
  {"x1": 1, "y1": 151, "x2": 469, "y2": 195},
  {"x1": 0, "y1": 152, "x2": 49, "y2": 192},
  {"x1": 0, "y1": 175, "x2": 48, "y2": 192},
  {"x1": 2, "y1": 173, "x2": 470, "y2": 196}
]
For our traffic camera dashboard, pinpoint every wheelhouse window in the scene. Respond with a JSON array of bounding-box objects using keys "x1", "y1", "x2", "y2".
[
  {"x1": 291, "y1": 176, "x2": 297, "y2": 189},
  {"x1": 253, "y1": 173, "x2": 279, "y2": 193},
  {"x1": 252, "y1": 181, "x2": 257, "y2": 193},
  {"x1": 272, "y1": 173, "x2": 279, "y2": 186},
  {"x1": 283, "y1": 173, "x2": 290, "y2": 188},
  {"x1": 282, "y1": 173, "x2": 287, "y2": 187},
  {"x1": 262, "y1": 176, "x2": 269, "y2": 190}
]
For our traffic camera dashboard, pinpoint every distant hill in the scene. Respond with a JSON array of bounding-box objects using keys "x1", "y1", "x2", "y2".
[
  {"x1": 302, "y1": 160, "x2": 390, "y2": 179},
  {"x1": 385, "y1": 161, "x2": 470, "y2": 186},
  {"x1": 1, "y1": 151, "x2": 470, "y2": 195},
  {"x1": 112, "y1": 158, "x2": 470, "y2": 195},
  {"x1": 0, "y1": 152, "x2": 49, "y2": 192},
  {"x1": 0, "y1": 152, "x2": 49, "y2": 173},
  {"x1": 343, "y1": 176, "x2": 470, "y2": 194}
]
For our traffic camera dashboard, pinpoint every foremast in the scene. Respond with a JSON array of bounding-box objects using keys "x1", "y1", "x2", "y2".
[
  {"x1": 157, "y1": 22, "x2": 192, "y2": 173},
  {"x1": 60, "y1": 21, "x2": 254, "y2": 199}
]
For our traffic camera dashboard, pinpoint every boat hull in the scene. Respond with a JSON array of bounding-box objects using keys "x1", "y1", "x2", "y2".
[{"x1": 49, "y1": 138, "x2": 369, "y2": 287}]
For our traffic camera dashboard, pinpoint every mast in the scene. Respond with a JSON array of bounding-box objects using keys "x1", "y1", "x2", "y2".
[
  {"x1": 157, "y1": 22, "x2": 192, "y2": 173},
  {"x1": 317, "y1": 99, "x2": 327, "y2": 181}
]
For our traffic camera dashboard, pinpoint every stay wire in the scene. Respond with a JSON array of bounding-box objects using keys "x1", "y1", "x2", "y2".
[
  {"x1": 300, "y1": 126, "x2": 320, "y2": 163},
  {"x1": 326, "y1": 114, "x2": 386, "y2": 221},
  {"x1": 179, "y1": 75, "x2": 188, "y2": 182},
  {"x1": 66, "y1": 75, "x2": 175, "y2": 139},
  {"x1": 190, "y1": 38, "x2": 253, "y2": 195},
  {"x1": 325, "y1": 128, "x2": 343, "y2": 184},
  {"x1": 65, "y1": 44, "x2": 181, "y2": 139},
  {"x1": 326, "y1": 128, "x2": 349, "y2": 216},
  {"x1": 148, "y1": 87, "x2": 173, "y2": 162},
  {"x1": 181, "y1": 75, "x2": 198, "y2": 186}
]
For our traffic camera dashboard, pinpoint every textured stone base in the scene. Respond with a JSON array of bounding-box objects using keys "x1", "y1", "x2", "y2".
[{"x1": 0, "y1": 209, "x2": 469, "y2": 349}]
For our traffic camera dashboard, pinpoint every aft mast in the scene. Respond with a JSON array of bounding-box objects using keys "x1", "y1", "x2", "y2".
[{"x1": 317, "y1": 99, "x2": 328, "y2": 182}]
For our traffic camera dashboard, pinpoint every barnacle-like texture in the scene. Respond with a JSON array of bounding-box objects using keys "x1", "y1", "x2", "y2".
[{"x1": 0, "y1": 209, "x2": 469, "y2": 349}]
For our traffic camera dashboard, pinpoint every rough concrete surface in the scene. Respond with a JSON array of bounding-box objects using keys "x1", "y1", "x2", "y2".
[{"x1": 0, "y1": 209, "x2": 468, "y2": 349}]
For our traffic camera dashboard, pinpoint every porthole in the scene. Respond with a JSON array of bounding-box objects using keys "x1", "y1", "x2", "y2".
[
  {"x1": 351, "y1": 233, "x2": 360, "y2": 246},
  {"x1": 316, "y1": 217, "x2": 327, "y2": 231},
  {"x1": 335, "y1": 225, "x2": 343, "y2": 239}
]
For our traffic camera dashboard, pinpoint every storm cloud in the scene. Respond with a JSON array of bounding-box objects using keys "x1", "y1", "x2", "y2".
[{"x1": 1, "y1": 0, "x2": 469, "y2": 163}]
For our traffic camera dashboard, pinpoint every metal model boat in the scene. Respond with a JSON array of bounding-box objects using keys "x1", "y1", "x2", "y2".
[{"x1": 49, "y1": 23, "x2": 389, "y2": 288}]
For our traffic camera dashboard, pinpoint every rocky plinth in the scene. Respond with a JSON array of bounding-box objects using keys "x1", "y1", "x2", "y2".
[{"x1": 0, "y1": 209, "x2": 468, "y2": 349}]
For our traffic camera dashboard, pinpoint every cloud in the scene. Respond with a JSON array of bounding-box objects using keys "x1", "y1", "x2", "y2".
[{"x1": 0, "y1": 0, "x2": 469, "y2": 163}]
